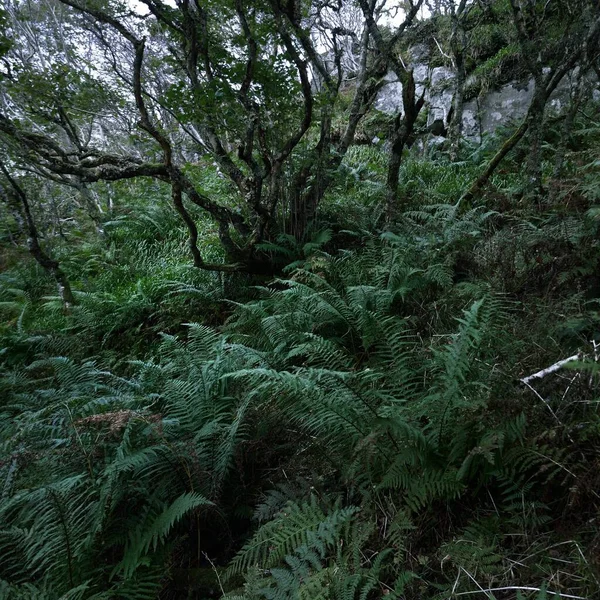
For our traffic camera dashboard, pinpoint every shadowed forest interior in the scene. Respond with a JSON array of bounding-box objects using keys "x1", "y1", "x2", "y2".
[{"x1": 1, "y1": 1, "x2": 600, "y2": 598}]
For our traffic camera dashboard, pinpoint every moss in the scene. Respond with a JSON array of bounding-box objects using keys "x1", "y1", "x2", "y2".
[{"x1": 359, "y1": 109, "x2": 395, "y2": 142}]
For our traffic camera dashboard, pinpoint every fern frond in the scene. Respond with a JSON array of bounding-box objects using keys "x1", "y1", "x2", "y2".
[{"x1": 227, "y1": 499, "x2": 359, "y2": 578}]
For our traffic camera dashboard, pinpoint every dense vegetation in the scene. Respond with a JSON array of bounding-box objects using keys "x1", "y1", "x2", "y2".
[{"x1": 1, "y1": 1, "x2": 600, "y2": 598}]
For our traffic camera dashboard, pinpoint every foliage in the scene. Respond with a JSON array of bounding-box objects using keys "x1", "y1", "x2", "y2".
[
  {"x1": 1, "y1": 1, "x2": 600, "y2": 599},
  {"x1": 3, "y1": 176, "x2": 600, "y2": 596}
]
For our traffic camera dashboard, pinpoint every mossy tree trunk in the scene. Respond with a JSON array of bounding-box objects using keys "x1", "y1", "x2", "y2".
[
  {"x1": 385, "y1": 69, "x2": 425, "y2": 222},
  {"x1": 448, "y1": 0, "x2": 471, "y2": 162}
]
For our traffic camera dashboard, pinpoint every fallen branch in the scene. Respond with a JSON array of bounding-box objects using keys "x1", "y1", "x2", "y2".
[{"x1": 520, "y1": 354, "x2": 582, "y2": 384}]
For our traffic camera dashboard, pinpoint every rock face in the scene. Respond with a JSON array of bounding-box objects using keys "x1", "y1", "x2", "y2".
[
  {"x1": 428, "y1": 66, "x2": 455, "y2": 124},
  {"x1": 374, "y1": 47, "x2": 598, "y2": 143},
  {"x1": 375, "y1": 72, "x2": 404, "y2": 114}
]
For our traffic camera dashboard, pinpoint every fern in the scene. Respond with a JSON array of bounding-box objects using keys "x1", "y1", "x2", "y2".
[
  {"x1": 116, "y1": 492, "x2": 211, "y2": 578},
  {"x1": 227, "y1": 499, "x2": 359, "y2": 577}
]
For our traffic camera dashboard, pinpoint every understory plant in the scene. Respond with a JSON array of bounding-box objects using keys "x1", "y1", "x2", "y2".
[{"x1": 2, "y1": 215, "x2": 600, "y2": 598}]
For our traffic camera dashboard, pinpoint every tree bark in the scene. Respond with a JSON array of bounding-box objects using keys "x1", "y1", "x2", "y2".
[
  {"x1": 385, "y1": 70, "x2": 425, "y2": 222},
  {"x1": 448, "y1": 0, "x2": 470, "y2": 162}
]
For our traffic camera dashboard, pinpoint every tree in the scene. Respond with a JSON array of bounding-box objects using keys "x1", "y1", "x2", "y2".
[
  {"x1": 0, "y1": 0, "x2": 424, "y2": 274},
  {"x1": 445, "y1": 0, "x2": 474, "y2": 160},
  {"x1": 462, "y1": 0, "x2": 600, "y2": 203},
  {"x1": 358, "y1": 0, "x2": 425, "y2": 221}
]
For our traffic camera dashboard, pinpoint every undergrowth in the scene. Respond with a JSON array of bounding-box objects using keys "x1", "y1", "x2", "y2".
[{"x1": 2, "y1": 131, "x2": 600, "y2": 599}]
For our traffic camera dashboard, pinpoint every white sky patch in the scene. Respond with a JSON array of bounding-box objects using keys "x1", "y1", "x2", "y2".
[
  {"x1": 126, "y1": 1, "x2": 429, "y2": 23},
  {"x1": 128, "y1": 0, "x2": 176, "y2": 17},
  {"x1": 124, "y1": 1, "x2": 431, "y2": 58}
]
